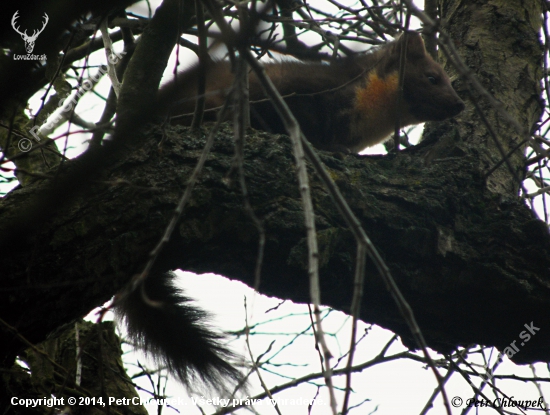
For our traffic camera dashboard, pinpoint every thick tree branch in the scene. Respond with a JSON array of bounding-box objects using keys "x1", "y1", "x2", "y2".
[{"x1": 1, "y1": 123, "x2": 549, "y2": 367}]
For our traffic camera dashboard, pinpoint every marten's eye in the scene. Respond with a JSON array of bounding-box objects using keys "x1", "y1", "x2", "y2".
[{"x1": 427, "y1": 76, "x2": 437, "y2": 85}]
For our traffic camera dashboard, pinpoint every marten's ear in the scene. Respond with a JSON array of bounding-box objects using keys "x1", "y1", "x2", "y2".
[
  {"x1": 404, "y1": 32, "x2": 427, "y2": 60},
  {"x1": 392, "y1": 32, "x2": 427, "y2": 61},
  {"x1": 383, "y1": 32, "x2": 427, "y2": 74}
]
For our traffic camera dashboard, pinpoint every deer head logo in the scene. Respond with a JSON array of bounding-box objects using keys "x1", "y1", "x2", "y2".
[{"x1": 11, "y1": 11, "x2": 49, "y2": 54}]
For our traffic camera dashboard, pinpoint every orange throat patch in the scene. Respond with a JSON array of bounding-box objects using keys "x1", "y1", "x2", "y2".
[
  {"x1": 352, "y1": 70, "x2": 407, "y2": 149},
  {"x1": 355, "y1": 71, "x2": 399, "y2": 116}
]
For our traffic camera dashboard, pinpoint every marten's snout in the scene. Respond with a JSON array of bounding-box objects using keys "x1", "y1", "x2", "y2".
[{"x1": 449, "y1": 98, "x2": 465, "y2": 117}]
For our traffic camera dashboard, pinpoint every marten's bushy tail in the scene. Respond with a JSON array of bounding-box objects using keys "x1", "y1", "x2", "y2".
[{"x1": 115, "y1": 272, "x2": 241, "y2": 389}]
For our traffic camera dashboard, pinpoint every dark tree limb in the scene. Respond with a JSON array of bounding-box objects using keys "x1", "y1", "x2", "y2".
[{"x1": 1, "y1": 123, "x2": 549, "y2": 367}]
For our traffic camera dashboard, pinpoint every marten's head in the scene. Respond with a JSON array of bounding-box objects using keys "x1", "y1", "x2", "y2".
[{"x1": 382, "y1": 32, "x2": 465, "y2": 123}]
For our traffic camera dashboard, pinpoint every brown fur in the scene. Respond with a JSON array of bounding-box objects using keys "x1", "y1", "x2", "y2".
[{"x1": 158, "y1": 32, "x2": 464, "y2": 152}]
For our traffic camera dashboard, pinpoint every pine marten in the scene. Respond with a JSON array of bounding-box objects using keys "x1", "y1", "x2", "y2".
[
  {"x1": 158, "y1": 31, "x2": 464, "y2": 152},
  {"x1": 116, "y1": 32, "x2": 465, "y2": 391}
]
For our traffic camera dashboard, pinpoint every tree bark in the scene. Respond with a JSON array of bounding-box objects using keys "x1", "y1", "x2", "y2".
[
  {"x1": 436, "y1": 0, "x2": 543, "y2": 194},
  {"x1": 1, "y1": 119, "x2": 550, "y2": 365}
]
